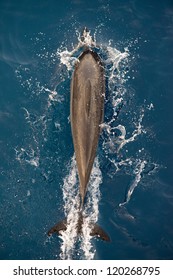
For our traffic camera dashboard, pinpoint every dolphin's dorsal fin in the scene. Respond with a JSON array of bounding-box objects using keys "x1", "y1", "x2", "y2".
[{"x1": 90, "y1": 224, "x2": 111, "y2": 242}]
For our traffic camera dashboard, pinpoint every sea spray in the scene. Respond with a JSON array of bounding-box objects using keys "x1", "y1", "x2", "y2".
[
  {"x1": 59, "y1": 156, "x2": 102, "y2": 260},
  {"x1": 119, "y1": 159, "x2": 147, "y2": 206},
  {"x1": 59, "y1": 155, "x2": 80, "y2": 260},
  {"x1": 81, "y1": 157, "x2": 102, "y2": 260}
]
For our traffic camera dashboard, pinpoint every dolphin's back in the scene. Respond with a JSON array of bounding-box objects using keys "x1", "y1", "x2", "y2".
[{"x1": 71, "y1": 49, "x2": 105, "y2": 202}]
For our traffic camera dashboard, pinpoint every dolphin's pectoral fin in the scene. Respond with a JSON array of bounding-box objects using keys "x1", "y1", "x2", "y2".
[
  {"x1": 90, "y1": 224, "x2": 111, "y2": 242},
  {"x1": 48, "y1": 219, "x2": 67, "y2": 236}
]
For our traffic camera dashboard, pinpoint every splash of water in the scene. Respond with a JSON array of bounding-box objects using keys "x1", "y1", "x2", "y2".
[
  {"x1": 115, "y1": 108, "x2": 144, "y2": 153},
  {"x1": 59, "y1": 155, "x2": 79, "y2": 260},
  {"x1": 59, "y1": 156, "x2": 102, "y2": 260},
  {"x1": 81, "y1": 157, "x2": 102, "y2": 260},
  {"x1": 119, "y1": 159, "x2": 147, "y2": 206},
  {"x1": 105, "y1": 46, "x2": 129, "y2": 83},
  {"x1": 15, "y1": 146, "x2": 39, "y2": 167},
  {"x1": 57, "y1": 28, "x2": 97, "y2": 71},
  {"x1": 102, "y1": 112, "x2": 144, "y2": 155}
]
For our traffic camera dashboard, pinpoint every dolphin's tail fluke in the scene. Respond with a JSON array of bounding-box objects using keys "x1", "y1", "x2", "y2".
[
  {"x1": 90, "y1": 224, "x2": 111, "y2": 242},
  {"x1": 48, "y1": 218, "x2": 110, "y2": 242},
  {"x1": 48, "y1": 219, "x2": 67, "y2": 236}
]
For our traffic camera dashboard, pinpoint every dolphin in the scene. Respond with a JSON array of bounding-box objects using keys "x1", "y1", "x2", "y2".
[{"x1": 48, "y1": 28, "x2": 110, "y2": 241}]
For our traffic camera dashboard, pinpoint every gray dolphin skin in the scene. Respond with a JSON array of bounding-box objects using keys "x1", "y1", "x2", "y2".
[
  {"x1": 70, "y1": 48, "x2": 105, "y2": 207},
  {"x1": 48, "y1": 28, "x2": 110, "y2": 242}
]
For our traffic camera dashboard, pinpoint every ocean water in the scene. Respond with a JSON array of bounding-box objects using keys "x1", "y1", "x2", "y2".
[{"x1": 0, "y1": 0, "x2": 173, "y2": 260}]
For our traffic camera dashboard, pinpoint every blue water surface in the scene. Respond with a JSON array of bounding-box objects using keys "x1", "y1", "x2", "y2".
[{"x1": 0, "y1": 0, "x2": 173, "y2": 260}]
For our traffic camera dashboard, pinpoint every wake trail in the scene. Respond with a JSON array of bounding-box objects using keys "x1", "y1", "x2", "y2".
[
  {"x1": 81, "y1": 157, "x2": 102, "y2": 260},
  {"x1": 59, "y1": 156, "x2": 102, "y2": 260},
  {"x1": 59, "y1": 155, "x2": 79, "y2": 260}
]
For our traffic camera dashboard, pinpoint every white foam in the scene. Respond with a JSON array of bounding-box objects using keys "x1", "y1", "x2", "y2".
[
  {"x1": 59, "y1": 155, "x2": 79, "y2": 260},
  {"x1": 59, "y1": 156, "x2": 102, "y2": 260},
  {"x1": 81, "y1": 157, "x2": 102, "y2": 260}
]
